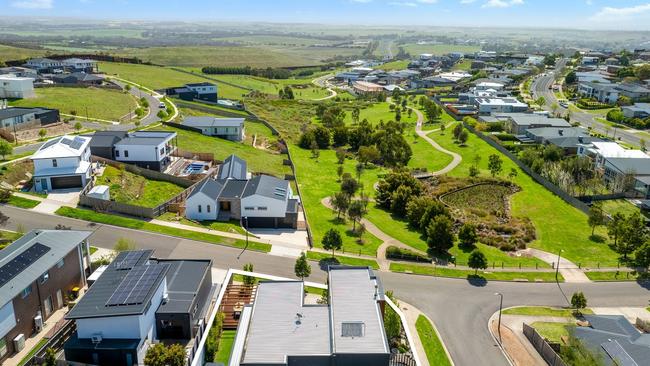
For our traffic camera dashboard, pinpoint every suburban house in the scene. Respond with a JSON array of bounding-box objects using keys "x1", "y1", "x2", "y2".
[
  {"x1": 581, "y1": 56, "x2": 600, "y2": 66},
  {"x1": 578, "y1": 141, "x2": 649, "y2": 169},
  {"x1": 31, "y1": 135, "x2": 93, "y2": 192},
  {"x1": 185, "y1": 154, "x2": 299, "y2": 228},
  {"x1": 495, "y1": 113, "x2": 572, "y2": 134},
  {"x1": 0, "y1": 107, "x2": 60, "y2": 131},
  {"x1": 578, "y1": 82, "x2": 619, "y2": 104},
  {"x1": 52, "y1": 72, "x2": 104, "y2": 85},
  {"x1": 61, "y1": 58, "x2": 98, "y2": 73},
  {"x1": 228, "y1": 266, "x2": 390, "y2": 366},
  {"x1": 182, "y1": 116, "x2": 245, "y2": 141},
  {"x1": 0, "y1": 66, "x2": 38, "y2": 79},
  {"x1": 574, "y1": 315, "x2": 650, "y2": 365},
  {"x1": 622, "y1": 103, "x2": 650, "y2": 119},
  {"x1": 163, "y1": 82, "x2": 218, "y2": 102},
  {"x1": 475, "y1": 97, "x2": 529, "y2": 115},
  {"x1": 521, "y1": 127, "x2": 603, "y2": 155},
  {"x1": 352, "y1": 81, "x2": 385, "y2": 95},
  {"x1": 615, "y1": 83, "x2": 650, "y2": 101},
  {"x1": 89, "y1": 131, "x2": 178, "y2": 172},
  {"x1": 0, "y1": 230, "x2": 91, "y2": 363},
  {"x1": 0, "y1": 75, "x2": 35, "y2": 99},
  {"x1": 24, "y1": 58, "x2": 63, "y2": 73},
  {"x1": 64, "y1": 250, "x2": 214, "y2": 366}
]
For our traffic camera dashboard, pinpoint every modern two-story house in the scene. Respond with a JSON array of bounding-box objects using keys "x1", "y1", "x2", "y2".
[
  {"x1": 0, "y1": 107, "x2": 60, "y2": 131},
  {"x1": 61, "y1": 58, "x2": 98, "y2": 73},
  {"x1": 88, "y1": 131, "x2": 177, "y2": 172},
  {"x1": 0, "y1": 230, "x2": 91, "y2": 364},
  {"x1": 182, "y1": 116, "x2": 245, "y2": 141},
  {"x1": 64, "y1": 250, "x2": 214, "y2": 366},
  {"x1": 31, "y1": 135, "x2": 92, "y2": 192},
  {"x1": 162, "y1": 82, "x2": 218, "y2": 102}
]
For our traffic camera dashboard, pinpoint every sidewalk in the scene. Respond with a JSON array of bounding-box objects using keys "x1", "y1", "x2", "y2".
[{"x1": 527, "y1": 248, "x2": 591, "y2": 283}]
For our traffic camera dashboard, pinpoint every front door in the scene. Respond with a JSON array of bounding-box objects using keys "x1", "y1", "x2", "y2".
[
  {"x1": 40, "y1": 179, "x2": 48, "y2": 191},
  {"x1": 220, "y1": 201, "x2": 231, "y2": 211}
]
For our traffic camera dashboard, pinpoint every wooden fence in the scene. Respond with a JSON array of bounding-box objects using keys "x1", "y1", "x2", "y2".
[
  {"x1": 172, "y1": 148, "x2": 215, "y2": 163},
  {"x1": 522, "y1": 323, "x2": 567, "y2": 366}
]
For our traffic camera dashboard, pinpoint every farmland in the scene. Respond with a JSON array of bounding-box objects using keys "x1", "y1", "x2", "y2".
[
  {"x1": 400, "y1": 43, "x2": 482, "y2": 56},
  {"x1": 0, "y1": 44, "x2": 45, "y2": 62},
  {"x1": 99, "y1": 62, "x2": 216, "y2": 90}
]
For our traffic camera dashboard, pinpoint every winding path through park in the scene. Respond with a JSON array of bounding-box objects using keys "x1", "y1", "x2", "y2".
[{"x1": 409, "y1": 103, "x2": 462, "y2": 175}]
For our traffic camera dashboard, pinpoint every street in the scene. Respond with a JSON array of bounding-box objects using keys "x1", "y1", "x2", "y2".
[{"x1": 1, "y1": 205, "x2": 649, "y2": 366}]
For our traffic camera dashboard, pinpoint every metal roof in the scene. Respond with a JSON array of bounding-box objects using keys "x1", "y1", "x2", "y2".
[
  {"x1": 0, "y1": 230, "x2": 91, "y2": 307},
  {"x1": 218, "y1": 154, "x2": 247, "y2": 180},
  {"x1": 154, "y1": 259, "x2": 211, "y2": 314},
  {"x1": 115, "y1": 132, "x2": 175, "y2": 146},
  {"x1": 606, "y1": 157, "x2": 650, "y2": 175},
  {"x1": 0, "y1": 107, "x2": 53, "y2": 120},
  {"x1": 242, "y1": 175, "x2": 289, "y2": 201},
  {"x1": 187, "y1": 178, "x2": 225, "y2": 200},
  {"x1": 218, "y1": 179, "x2": 248, "y2": 199},
  {"x1": 88, "y1": 131, "x2": 128, "y2": 148},
  {"x1": 31, "y1": 135, "x2": 91, "y2": 160},
  {"x1": 575, "y1": 315, "x2": 650, "y2": 366},
  {"x1": 183, "y1": 116, "x2": 244, "y2": 128}
]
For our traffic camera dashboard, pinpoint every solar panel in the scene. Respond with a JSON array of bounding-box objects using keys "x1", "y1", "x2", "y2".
[
  {"x1": 70, "y1": 136, "x2": 86, "y2": 150},
  {"x1": 114, "y1": 250, "x2": 147, "y2": 270},
  {"x1": 40, "y1": 137, "x2": 61, "y2": 150},
  {"x1": 0, "y1": 243, "x2": 50, "y2": 288},
  {"x1": 105, "y1": 264, "x2": 168, "y2": 307}
]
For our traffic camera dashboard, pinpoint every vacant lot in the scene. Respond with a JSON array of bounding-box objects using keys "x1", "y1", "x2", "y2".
[
  {"x1": 246, "y1": 100, "x2": 315, "y2": 142},
  {"x1": 11, "y1": 87, "x2": 137, "y2": 121},
  {"x1": 401, "y1": 43, "x2": 481, "y2": 56},
  {"x1": 100, "y1": 62, "x2": 214, "y2": 90},
  {"x1": 0, "y1": 160, "x2": 33, "y2": 187},
  {"x1": 95, "y1": 166, "x2": 185, "y2": 208}
]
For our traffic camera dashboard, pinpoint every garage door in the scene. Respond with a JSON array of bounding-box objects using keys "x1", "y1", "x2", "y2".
[{"x1": 51, "y1": 175, "x2": 82, "y2": 189}]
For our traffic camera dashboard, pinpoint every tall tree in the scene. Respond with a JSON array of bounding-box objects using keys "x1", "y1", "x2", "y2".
[
  {"x1": 347, "y1": 200, "x2": 366, "y2": 231},
  {"x1": 617, "y1": 212, "x2": 647, "y2": 259},
  {"x1": 0, "y1": 139, "x2": 13, "y2": 160},
  {"x1": 426, "y1": 215, "x2": 455, "y2": 253},
  {"x1": 331, "y1": 192, "x2": 350, "y2": 219},
  {"x1": 570, "y1": 292, "x2": 587, "y2": 315},
  {"x1": 458, "y1": 223, "x2": 478, "y2": 248},
  {"x1": 322, "y1": 229, "x2": 342, "y2": 257},
  {"x1": 294, "y1": 252, "x2": 311, "y2": 280},
  {"x1": 587, "y1": 203, "x2": 605, "y2": 236},
  {"x1": 607, "y1": 212, "x2": 626, "y2": 247},
  {"x1": 340, "y1": 176, "x2": 360, "y2": 197},
  {"x1": 468, "y1": 249, "x2": 488, "y2": 275}
]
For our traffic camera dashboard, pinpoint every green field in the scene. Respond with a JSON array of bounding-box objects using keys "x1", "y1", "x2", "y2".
[
  {"x1": 375, "y1": 60, "x2": 410, "y2": 71},
  {"x1": 584, "y1": 271, "x2": 639, "y2": 281},
  {"x1": 390, "y1": 262, "x2": 564, "y2": 282},
  {"x1": 10, "y1": 87, "x2": 137, "y2": 121},
  {"x1": 401, "y1": 43, "x2": 481, "y2": 56},
  {"x1": 96, "y1": 166, "x2": 185, "y2": 208},
  {"x1": 342, "y1": 102, "x2": 418, "y2": 126},
  {"x1": 427, "y1": 124, "x2": 619, "y2": 267},
  {"x1": 306, "y1": 251, "x2": 379, "y2": 269},
  {"x1": 246, "y1": 100, "x2": 316, "y2": 142},
  {"x1": 600, "y1": 199, "x2": 642, "y2": 217},
  {"x1": 416, "y1": 315, "x2": 452, "y2": 366},
  {"x1": 453, "y1": 59, "x2": 472, "y2": 71},
  {"x1": 100, "y1": 62, "x2": 216, "y2": 90},
  {"x1": 0, "y1": 44, "x2": 44, "y2": 62},
  {"x1": 4, "y1": 195, "x2": 41, "y2": 209}
]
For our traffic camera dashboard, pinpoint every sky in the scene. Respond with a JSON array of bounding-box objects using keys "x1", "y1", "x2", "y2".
[{"x1": 2, "y1": 0, "x2": 650, "y2": 30}]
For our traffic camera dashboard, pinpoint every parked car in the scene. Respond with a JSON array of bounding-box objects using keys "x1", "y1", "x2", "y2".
[{"x1": 159, "y1": 102, "x2": 166, "y2": 108}]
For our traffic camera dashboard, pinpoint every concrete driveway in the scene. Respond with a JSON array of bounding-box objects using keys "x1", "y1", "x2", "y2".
[{"x1": 32, "y1": 188, "x2": 82, "y2": 214}]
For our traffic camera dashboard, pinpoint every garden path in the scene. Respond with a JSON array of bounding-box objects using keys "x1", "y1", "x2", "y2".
[{"x1": 526, "y1": 248, "x2": 591, "y2": 283}]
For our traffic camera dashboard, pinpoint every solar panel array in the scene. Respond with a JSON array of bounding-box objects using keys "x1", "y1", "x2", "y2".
[
  {"x1": 0, "y1": 243, "x2": 50, "y2": 288},
  {"x1": 105, "y1": 264, "x2": 168, "y2": 307},
  {"x1": 40, "y1": 137, "x2": 61, "y2": 151},
  {"x1": 70, "y1": 136, "x2": 86, "y2": 150},
  {"x1": 114, "y1": 250, "x2": 147, "y2": 270}
]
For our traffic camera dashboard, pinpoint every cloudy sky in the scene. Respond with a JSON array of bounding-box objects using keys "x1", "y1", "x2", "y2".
[{"x1": 2, "y1": 0, "x2": 650, "y2": 30}]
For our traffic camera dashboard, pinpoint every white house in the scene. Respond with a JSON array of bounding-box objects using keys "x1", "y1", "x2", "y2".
[
  {"x1": 113, "y1": 131, "x2": 177, "y2": 172},
  {"x1": 475, "y1": 97, "x2": 529, "y2": 115},
  {"x1": 24, "y1": 58, "x2": 63, "y2": 73},
  {"x1": 182, "y1": 116, "x2": 245, "y2": 141},
  {"x1": 31, "y1": 135, "x2": 92, "y2": 192},
  {"x1": 0, "y1": 75, "x2": 35, "y2": 99},
  {"x1": 61, "y1": 58, "x2": 97, "y2": 73},
  {"x1": 578, "y1": 82, "x2": 619, "y2": 104},
  {"x1": 0, "y1": 66, "x2": 38, "y2": 79}
]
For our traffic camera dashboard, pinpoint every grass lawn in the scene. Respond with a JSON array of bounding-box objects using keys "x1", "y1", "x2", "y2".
[
  {"x1": 0, "y1": 151, "x2": 34, "y2": 163},
  {"x1": 390, "y1": 262, "x2": 564, "y2": 282},
  {"x1": 0, "y1": 44, "x2": 44, "y2": 62},
  {"x1": 306, "y1": 251, "x2": 379, "y2": 269},
  {"x1": 157, "y1": 212, "x2": 246, "y2": 235},
  {"x1": 584, "y1": 271, "x2": 639, "y2": 281},
  {"x1": 157, "y1": 125, "x2": 291, "y2": 177},
  {"x1": 407, "y1": 134, "x2": 455, "y2": 174},
  {"x1": 375, "y1": 60, "x2": 410, "y2": 71},
  {"x1": 0, "y1": 230, "x2": 23, "y2": 250},
  {"x1": 173, "y1": 99, "x2": 249, "y2": 117},
  {"x1": 96, "y1": 166, "x2": 185, "y2": 208},
  {"x1": 4, "y1": 195, "x2": 41, "y2": 209},
  {"x1": 453, "y1": 59, "x2": 472, "y2": 71},
  {"x1": 100, "y1": 62, "x2": 217, "y2": 90},
  {"x1": 10, "y1": 87, "x2": 137, "y2": 121},
  {"x1": 89, "y1": 246, "x2": 98, "y2": 255},
  {"x1": 427, "y1": 123, "x2": 619, "y2": 267},
  {"x1": 214, "y1": 330, "x2": 236, "y2": 364},
  {"x1": 416, "y1": 315, "x2": 452, "y2": 366},
  {"x1": 503, "y1": 306, "x2": 593, "y2": 317},
  {"x1": 16, "y1": 337, "x2": 48, "y2": 366},
  {"x1": 305, "y1": 286, "x2": 326, "y2": 296},
  {"x1": 600, "y1": 199, "x2": 642, "y2": 217},
  {"x1": 531, "y1": 322, "x2": 574, "y2": 343},
  {"x1": 246, "y1": 100, "x2": 316, "y2": 143},
  {"x1": 342, "y1": 102, "x2": 418, "y2": 126},
  {"x1": 55, "y1": 207, "x2": 271, "y2": 252},
  {"x1": 401, "y1": 44, "x2": 481, "y2": 56}
]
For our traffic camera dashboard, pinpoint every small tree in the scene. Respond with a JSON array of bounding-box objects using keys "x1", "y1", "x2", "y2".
[
  {"x1": 322, "y1": 229, "x2": 342, "y2": 257},
  {"x1": 588, "y1": 203, "x2": 605, "y2": 236},
  {"x1": 468, "y1": 249, "x2": 488, "y2": 275},
  {"x1": 458, "y1": 129, "x2": 468, "y2": 145},
  {"x1": 452, "y1": 124, "x2": 463, "y2": 140},
  {"x1": 571, "y1": 291, "x2": 587, "y2": 315},
  {"x1": 242, "y1": 263, "x2": 255, "y2": 286},
  {"x1": 42, "y1": 348, "x2": 57, "y2": 366},
  {"x1": 458, "y1": 223, "x2": 478, "y2": 248},
  {"x1": 114, "y1": 238, "x2": 135, "y2": 252},
  {"x1": 74, "y1": 121, "x2": 82, "y2": 132},
  {"x1": 607, "y1": 212, "x2": 625, "y2": 246},
  {"x1": 357, "y1": 222, "x2": 366, "y2": 242},
  {"x1": 0, "y1": 139, "x2": 13, "y2": 159},
  {"x1": 426, "y1": 215, "x2": 455, "y2": 254},
  {"x1": 144, "y1": 343, "x2": 167, "y2": 366},
  {"x1": 335, "y1": 148, "x2": 346, "y2": 164},
  {"x1": 336, "y1": 165, "x2": 344, "y2": 181},
  {"x1": 310, "y1": 140, "x2": 320, "y2": 159},
  {"x1": 340, "y1": 177, "x2": 360, "y2": 197},
  {"x1": 347, "y1": 200, "x2": 365, "y2": 231},
  {"x1": 294, "y1": 252, "x2": 311, "y2": 280},
  {"x1": 165, "y1": 343, "x2": 187, "y2": 366},
  {"x1": 38, "y1": 129, "x2": 47, "y2": 140},
  {"x1": 488, "y1": 154, "x2": 503, "y2": 177},
  {"x1": 331, "y1": 192, "x2": 350, "y2": 219}
]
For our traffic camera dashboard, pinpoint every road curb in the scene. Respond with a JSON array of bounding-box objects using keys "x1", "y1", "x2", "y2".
[{"x1": 487, "y1": 310, "x2": 516, "y2": 366}]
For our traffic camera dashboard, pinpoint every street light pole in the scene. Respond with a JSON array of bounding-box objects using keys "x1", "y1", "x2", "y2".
[
  {"x1": 494, "y1": 292, "x2": 503, "y2": 344},
  {"x1": 555, "y1": 249, "x2": 564, "y2": 282}
]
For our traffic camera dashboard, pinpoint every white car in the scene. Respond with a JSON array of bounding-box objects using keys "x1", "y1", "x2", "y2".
[{"x1": 159, "y1": 102, "x2": 166, "y2": 109}]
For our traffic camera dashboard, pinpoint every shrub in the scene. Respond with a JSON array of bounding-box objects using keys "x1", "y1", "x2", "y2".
[{"x1": 386, "y1": 246, "x2": 430, "y2": 262}]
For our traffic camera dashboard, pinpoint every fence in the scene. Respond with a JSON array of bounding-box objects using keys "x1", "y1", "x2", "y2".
[
  {"x1": 522, "y1": 323, "x2": 567, "y2": 366},
  {"x1": 463, "y1": 122, "x2": 592, "y2": 214},
  {"x1": 91, "y1": 156, "x2": 195, "y2": 188},
  {"x1": 24, "y1": 320, "x2": 77, "y2": 366},
  {"x1": 389, "y1": 353, "x2": 418, "y2": 366},
  {"x1": 174, "y1": 100, "x2": 252, "y2": 119},
  {"x1": 172, "y1": 147, "x2": 215, "y2": 163}
]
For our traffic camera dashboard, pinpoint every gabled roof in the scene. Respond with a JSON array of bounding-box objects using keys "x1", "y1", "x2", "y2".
[
  {"x1": 0, "y1": 230, "x2": 91, "y2": 307},
  {"x1": 605, "y1": 157, "x2": 650, "y2": 175},
  {"x1": 182, "y1": 116, "x2": 244, "y2": 129},
  {"x1": 575, "y1": 315, "x2": 650, "y2": 366},
  {"x1": 53, "y1": 72, "x2": 103, "y2": 82},
  {"x1": 187, "y1": 178, "x2": 224, "y2": 200},
  {"x1": 242, "y1": 174, "x2": 289, "y2": 201},
  {"x1": 218, "y1": 154, "x2": 247, "y2": 180},
  {"x1": 31, "y1": 135, "x2": 90, "y2": 160}
]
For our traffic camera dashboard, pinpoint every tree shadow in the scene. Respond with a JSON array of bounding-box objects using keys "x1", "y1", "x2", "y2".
[
  {"x1": 318, "y1": 257, "x2": 340, "y2": 271},
  {"x1": 588, "y1": 234, "x2": 605, "y2": 243},
  {"x1": 466, "y1": 275, "x2": 488, "y2": 287},
  {"x1": 328, "y1": 217, "x2": 346, "y2": 226}
]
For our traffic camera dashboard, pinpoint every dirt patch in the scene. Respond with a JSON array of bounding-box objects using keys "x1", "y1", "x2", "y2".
[{"x1": 15, "y1": 122, "x2": 78, "y2": 142}]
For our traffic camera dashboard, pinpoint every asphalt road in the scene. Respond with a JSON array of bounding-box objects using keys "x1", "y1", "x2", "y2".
[
  {"x1": 2, "y1": 205, "x2": 649, "y2": 366},
  {"x1": 531, "y1": 60, "x2": 643, "y2": 147}
]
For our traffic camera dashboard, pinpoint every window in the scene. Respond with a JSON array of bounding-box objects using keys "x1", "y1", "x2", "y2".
[
  {"x1": 124, "y1": 150, "x2": 129, "y2": 158},
  {"x1": 21, "y1": 285, "x2": 32, "y2": 298},
  {"x1": 341, "y1": 322, "x2": 365, "y2": 338},
  {"x1": 198, "y1": 205, "x2": 202, "y2": 213},
  {"x1": 257, "y1": 207, "x2": 268, "y2": 211},
  {"x1": 52, "y1": 159, "x2": 57, "y2": 168},
  {"x1": 244, "y1": 207, "x2": 255, "y2": 210},
  {"x1": 115, "y1": 150, "x2": 120, "y2": 157},
  {"x1": 207, "y1": 205, "x2": 211, "y2": 213},
  {"x1": 57, "y1": 258, "x2": 64, "y2": 268},
  {"x1": 40, "y1": 271, "x2": 49, "y2": 284}
]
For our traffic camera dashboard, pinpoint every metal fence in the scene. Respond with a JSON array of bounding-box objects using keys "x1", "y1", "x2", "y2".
[
  {"x1": 522, "y1": 323, "x2": 567, "y2": 366},
  {"x1": 389, "y1": 353, "x2": 418, "y2": 366}
]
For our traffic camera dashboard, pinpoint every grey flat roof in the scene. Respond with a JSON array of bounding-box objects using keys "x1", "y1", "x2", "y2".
[
  {"x1": 242, "y1": 174, "x2": 289, "y2": 201},
  {"x1": 115, "y1": 132, "x2": 175, "y2": 146},
  {"x1": 89, "y1": 131, "x2": 128, "y2": 148},
  {"x1": 0, "y1": 107, "x2": 54, "y2": 120},
  {"x1": 500, "y1": 113, "x2": 572, "y2": 127},
  {"x1": 526, "y1": 127, "x2": 589, "y2": 138},
  {"x1": 155, "y1": 259, "x2": 211, "y2": 314},
  {"x1": 183, "y1": 116, "x2": 244, "y2": 128},
  {"x1": 606, "y1": 157, "x2": 650, "y2": 175},
  {"x1": 0, "y1": 230, "x2": 91, "y2": 307}
]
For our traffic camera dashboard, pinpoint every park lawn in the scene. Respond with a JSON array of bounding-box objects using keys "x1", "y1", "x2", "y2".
[
  {"x1": 100, "y1": 62, "x2": 214, "y2": 90},
  {"x1": 390, "y1": 262, "x2": 564, "y2": 282},
  {"x1": 10, "y1": 87, "x2": 137, "y2": 121},
  {"x1": 290, "y1": 145, "x2": 385, "y2": 256},
  {"x1": 503, "y1": 307, "x2": 593, "y2": 317},
  {"x1": 374, "y1": 60, "x2": 410, "y2": 70},
  {"x1": 416, "y1": 315, "x2": 452, "y2": 366},
  {"x1": 96, "y1": 166, "x2": 185, "y2": 208},
  {"x1": 158, "y1": 125, "x2": 290, "y2": 177},
  {"x1": 407, "y1": 134, "x2": 455, "y2": 173},
  {"x1": 157, "y1": 212, "x2": 246, "y2": 235},
  {"x1": 531, "y1": 322, "x2": 574, "y2": 343},
  {"x1": 601, "y1": 199, "x2": 642, "y2": 217},
  {"x1": 342, "y1": 102, "x2": 418, "y2": 126},
  {"x1": 306, "y1": 251, "x2": 379, "y2": 269},
  {"x1": 292, "y1": 86, "x2": 332, "y2": 100},
  {"x1": 4, "y1": 195, "x2": 40, "y2": 209},
  {"x1": 214, "y1": 330, "x2": 236, "y2": 364},
  {"x1": 55, "y1": 207, "x2": 271, "y2": 252},
  {"x1": 427, "y1": 123, "x2": 619, "y2": 267},
  {"x1": 585, "y1": 271, "x2": 639, "y2": 281},
  {"x1": 401, "y1": 43, "x2": 481, "y2": 56}
]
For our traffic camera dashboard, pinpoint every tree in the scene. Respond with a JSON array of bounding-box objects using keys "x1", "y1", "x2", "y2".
[
  {"x1": 165, "y1": 344, "x2": 187, "y2": 366},
  {"x1": 390, "y1": 185, "x2": 413, "y2": 217},
  {"x1": 351, "y1": 107, "x2": 360, "y2": 124},
  {"x1": 565, "y1": 71, "x2": 577, "y2": 84},
  {"x1": 358, "y1": 145, "x2": 380, "y2": 166},
  {"x1": 340, "y1": 176, "x2": 360, "y2": 197},
  {"x1": 452, "y1": 123, "x2": 463, "y2": 140},
  {"x1": 322, "y1": 228, "x2": 342, "y2": 257},
  {"x1": 294, "y1": 252, "x2": 311, "y2": 280},
  {"x1": 282, "y1": 86, "x2": 294, "y2": 100},
  {"x1": 468, "y1": 249, "x2": 488, "y2": 275},
  {"x1": 617, "y1": 212, "x2": 647, "y2": 260},
  {"x1": 114, "y1": 237, "x2": 135, "y2": 252},
  {"x1": 570, "y1": 292, "x2": 587, "y2": 315},
  {"x1": 331, "y1": 192, "x2": 350, "y2": 219},
  {"x1": 422, "y1": 99, "x2": 441, "y2": 123},
  {"x1": 607, "y1": 212, "x2": 626, "y2": 247},
  {"x1": 144, "y1": 343, "x2": 168, "y2": 366},
  {"x1": 0, "y1": 139, "x2": 13, "y2": 160},
  {"x1": 156, "y1": 110, "x2": 167, "y2": 119},
  {"x1": 313, "y1": 126, "x2": 331, "y2": 149},
  {"x1": 332, "y1": 126, "x2": 348, "y2": 146},
  {"x1": 310, "y1": 140, "x2": 320, "y2": 159},
  {"x1": 487, "y1": 154, "x2": 503, "y2": 177},
  {"x1": 426, "y1": 215, "x2": 455, "y2": 254},
  {"x1": 458, "y1": 223, "x2": 478, "y2": 248},
  {"x1": 508, "y1": 168, "x2": 518, "y2": 180},
  {"x1": 635, "y1": 241, "x2": 650, "y2": 269},
  {"x1": 42, "y1": 347, "x2": 57, "y2": 366},
  {"x1": 335, "y1": 148, "x2": 346, "y2": 164},
  {"x1": 347, "y1": 200, "x2": 365, "y2": 231},
  {"x1": 458, "y1": 129, "x2": 468, "y2": 145},
  {"x1": 298, "y1": 130, "x2": 315, "y2": 149},
  {"x1": 74, "y1": 121, "x2": 82, "y2": 132},
  {"x1": 242, "y1": 263, "x2": 255, "y2": 286},
  {"x1": 336, "y1": 165, "x2": 344, "y2": 180},
  {"x1": 587, "y1": 203, "x2": 605, "y2": 236},
  {"x1": 38, "y1": 129, "x2": 47, "y2": 139}
]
